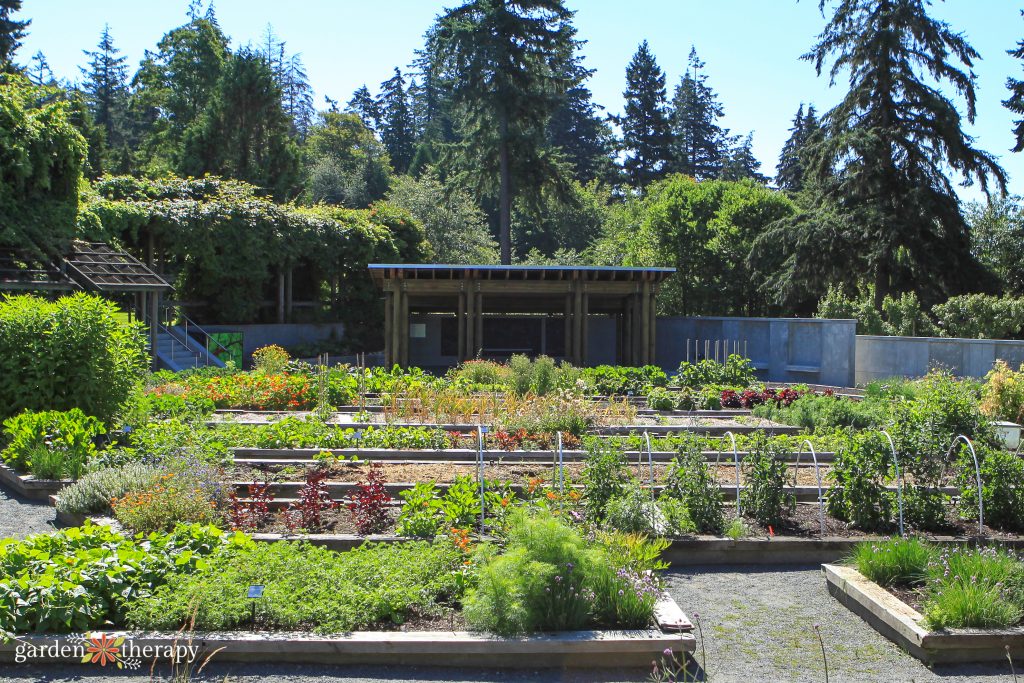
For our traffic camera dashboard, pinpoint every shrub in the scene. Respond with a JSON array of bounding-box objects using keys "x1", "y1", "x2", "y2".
[
  {"x1": 125, "y1": 538, "x2": 463, "y2": 633},
  {"x1": 664, "y1": 443, "x2": 723, "y2": 534},
  {"x1": 1, "y1": 409, "x2": 105, "y2": 479},
  {"x1": 741, "y1": 436, "x2": 795, "y2": 527},
  {"x1": 605, "y1": 484, "x2": 694, "y2": 536},
  {"x1": 850, "y1": 538, "x2": 933, "y2": 586},
  {"x1": 112, "y1": 470, "x2": 223, "y2": 533},
  {"x1": 956, "y1": 445, "x2": 1024, "y2": 532},
  {"x1": 251, "y1": 344, "x2": 291, "y2": 374},
  {"x1": 932, "y1": 294, "x2": 1024, "y2": 340},
  {"x1": 463, "y1": 511, "x2": 662, "y2": 635},
  {"x1": 0, "y1": 523, "x2": 244, "y2": 635},
  {"x1": 450, "y1": 359, "x2": 507, "y2": 387},
  {"x1": 980, "y1": 360, "x2": 1024, "y2": 425},
  {"x1": 347, "y1": 463, "x2": 392, "y2": 534},
  {"x1": 0, "y1": 294, "x2": 148, "y2": 423},
  {"x1": 827, "y1": 432, "x2": 894, "y2": 531},
  {"x1": 55, "y1": 462, "x2": 162, "y2": 516},
  {"x1": 580, "y1": 442, "x2": 628, "y2": 521}
]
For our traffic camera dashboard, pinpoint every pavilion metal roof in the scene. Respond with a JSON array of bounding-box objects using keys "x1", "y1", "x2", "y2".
[{"x1": 369, "y1": 263, "x2": 676, "y2": 284}]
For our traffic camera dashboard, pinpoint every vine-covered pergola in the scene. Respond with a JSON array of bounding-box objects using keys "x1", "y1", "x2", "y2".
[{"x1": 369, "y1": 264, "x2": 675, "y2": 368}]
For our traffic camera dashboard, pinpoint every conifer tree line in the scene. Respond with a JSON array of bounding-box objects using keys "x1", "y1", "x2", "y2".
[{"x1": 3, "y1": 0, "x2": 1024, "y2": 331}]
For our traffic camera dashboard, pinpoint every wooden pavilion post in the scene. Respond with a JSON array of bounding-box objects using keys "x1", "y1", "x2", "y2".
[
  {"x1": 572, "y1": 278, "x2": 583, "y2": 366},
  {"x1": 580, "y1": 284, "x2": 589, "y2": 366},
  {"x1": 474, "y1": 285, "x2": 483, "y2": 359},
  {"x1": 640, "y1": 280, "x2": 651, "y2": 366},
  {"x1": 457, "y1": 288, "x2": 466, "y2": 362},
  {"x1": 397, "y1": 282, "x2": 409, "y2": 367},
  {"x1": 563, "y1": 293, "x2": 573, "y2": 362},
  {"x1": 464, "y1": 277, "x2": 475, "y2": 360},
  {"x1": 383, "y1": 288, "x2": 394, "y2": 367}
]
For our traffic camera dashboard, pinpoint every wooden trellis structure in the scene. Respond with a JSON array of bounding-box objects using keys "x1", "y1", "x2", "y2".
[
  {"x1": 0, "y1": 241, "x2": 173, "y2": 364},
  {"x1": 369, "y1": 264, "x2": 675, "y2": 368}
]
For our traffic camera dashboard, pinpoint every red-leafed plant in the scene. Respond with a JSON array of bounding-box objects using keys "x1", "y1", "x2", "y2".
[
  {"x1": 285, "y1": 468, "x2": 336, "y2": 532},
  {"x1": 347, "y1": 463, "x2": 392, "y2": 534},
  {"x1": 228, "y1": 480, "x2": 275, "y2": 531},
  {"x1": 493, "y1": 428, "x2": 528, "y2": 451}
]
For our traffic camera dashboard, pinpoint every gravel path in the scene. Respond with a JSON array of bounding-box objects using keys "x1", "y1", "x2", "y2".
[
  {"x1": 0, "y1": 483, "x2": 57, "y2": 539},
  {"x1": 666, "y1": 564, "x2": 1020, "y2": 683}
]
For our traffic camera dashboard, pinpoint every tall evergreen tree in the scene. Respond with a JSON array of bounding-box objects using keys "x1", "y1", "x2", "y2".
[
  {"x1": 753, "y1": 0, "x2": 1007, "y2": 311},
  {"x1": 27, "y1": 50, "x2": 53, "y2": 86},
  {"x1": 346, "y1": 85, "x2": 380, "y2": 133},
  {"x1": 258, "y1": 26, "x2": 315, "y2": 140},
  {"x1": 669, "y1": 47, "x2": 729, "y2": 180},
  {"x1": 0, "y1": 0, "x2": 28, "y2": 73},
  {"x1": 1004, "y1": 11, "x2": 1024, "y2": 152},
  {"x1": 181, "y1": 48, "x2": 300, "y2": 199},
  {"x1": 378, "y1": 68, "x2": 416, "y2": 174},
  {"x1": 547, "y1": 57, "x2": 617, "y2": 184},
  {"x1": 435, "y1": 0, "x2": 577, "y2": 264},
  {"x1": 775, "y1": 103, "x2": 819, "y2": 191},
  {"x1": 619, "y1": 41, "x2": 671, "y2": 188},
  {"x1": 720, "y1": 132, "x2": 767, "y2": 183},
  {"x1": 80, "y1": 25, "x2": 130, "y2": 161}
]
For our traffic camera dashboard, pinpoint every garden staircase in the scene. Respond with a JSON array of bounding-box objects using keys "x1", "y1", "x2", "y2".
[{"x1": 153, "y1": 327, "x2": 224, "y2": 371}]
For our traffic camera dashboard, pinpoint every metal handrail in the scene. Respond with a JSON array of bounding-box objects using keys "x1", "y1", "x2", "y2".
[{"x1": 161, "y1": 305, "x2": 231, "y2": 366}]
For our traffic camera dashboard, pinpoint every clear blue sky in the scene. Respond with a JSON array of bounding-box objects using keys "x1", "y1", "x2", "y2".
[{"x1": 17, "y1": 0, "x2": 1024, "y2": 200}]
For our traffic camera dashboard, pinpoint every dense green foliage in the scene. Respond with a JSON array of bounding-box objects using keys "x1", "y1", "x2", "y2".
[
  {"x1": 126, "y1": 538, "x2": 463, "y2": 633},
  {"x1": 0, "y1": 294, "x2": 147, "y2": 424},
  {"x1": 0, "y1": 523, "x2": 243, "y2": 636},
  {"x1": 0, "y1": 76, "x2": 86, "y2": 254},
  {"x1": 599, "y1": 175, "x2": 796, "y2": 316},
  {"x1": 87, "y1": 175, "x2": 427, "y2": 331},
  {"x1": 1, "y1": 409, "x2": 104, "y2": 479},
  {"x1": 464, "y1": 511, "x2": 663, "y2": 635}
]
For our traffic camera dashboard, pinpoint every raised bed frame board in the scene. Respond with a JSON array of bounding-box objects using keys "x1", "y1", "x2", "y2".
[
  {"x1": 0, "y1": 596, "x2": 694, "y2": 668},
  {"x1": 0, "y1": 463, "x2": 70, "y2": 501},
  {"x1": 824, "y1": 563, "x2": 1024, "y2": 663}
]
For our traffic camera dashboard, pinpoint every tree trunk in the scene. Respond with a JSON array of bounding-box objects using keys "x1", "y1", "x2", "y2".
[
  {"x1": 499, "y1": 112, "x2": 511, "y2": 265},
  {"x1": 873, "y1": 263, "x2": 889, "y2": 311}
]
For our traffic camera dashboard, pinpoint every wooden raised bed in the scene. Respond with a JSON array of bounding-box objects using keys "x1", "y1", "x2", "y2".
[
  {"x1": 0, "y1": 462, "x2": 72, "y2": 501},
  {"x1": 824, "y1": 564, "x2": 1024, "y2": 663},
  {"x1": 0, "y1": 596, "x2": 694, "y2": 668}
]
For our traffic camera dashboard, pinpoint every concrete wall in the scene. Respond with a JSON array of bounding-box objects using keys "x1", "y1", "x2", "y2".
[
  {"x1": 856, "y1": 335, "x2": 1024, "y2": 383},
  {"x1": 203, "y1": 323, "x2": 345, "y2": 365},
  {"x1": 405, "y1": 313, "x2": 857, "y2": 386},
  {"x1": 655, "y1": 317, "x2": 857, "y2": 387}
]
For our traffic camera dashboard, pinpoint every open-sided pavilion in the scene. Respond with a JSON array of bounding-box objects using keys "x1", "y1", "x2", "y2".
[{"x1": 369, "y1": 264, "x2": 675, "y2": 368}]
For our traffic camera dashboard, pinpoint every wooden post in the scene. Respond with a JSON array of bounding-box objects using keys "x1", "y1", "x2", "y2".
[
  {"x1": 277, "y1": 272, "x2": 285, "y2": 324},
  {"x1": 580, "y1": 287, "x2": 589, "y2": 366},
  {"x1": 563, "y1": 293, "x2": 573, "y2": 361},
  {"x1": 383, "y1": 290, "x2": 394, "y2": 366},
  {"x1": 465, "y1": 280, "x2": 475, "y2": 360},
  {"x1": 398, "y1": 285, "x2": 410, "y2": 367},
  {"x1": 285, "y1": 268, "x2": 293, "y2": 322},
  {"x1": 457, "y1": 289, "x2": 466, "y2": 361},
  {"x1": 149, "y1": 291, "x2": 159, "y2": 370},
  {"x1": 572, "y1": 281, "x2": 583, "y2": 366},
  {"x1": 640, "y1": 280, "x2": 651, "y2": 365},
  {"x1": 474, "y1": 288, "x2": 483, "y2": 358},
  {"x1": 648, "y1": 285, "x2": 658, "y2": 366},
  {"x1": 622, "y1": 298, "x2": 632, "y2": 367},
  {"x1": 391, "y1": 283, "x2": 403, "y2": 368}
]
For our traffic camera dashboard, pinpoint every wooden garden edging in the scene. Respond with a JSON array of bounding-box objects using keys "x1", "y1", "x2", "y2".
[
  {"x1": 824, "y1": 564, "x2": 1024, "y2": 663},
  {"x1": 0, "y1": 463, "x2": 71, "y2": 501},
  {"x1": 0, "y1": 595, "x2": 694, "y2": 668}
]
